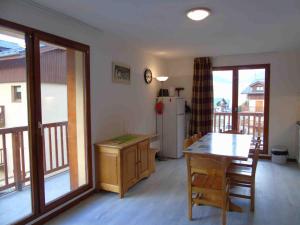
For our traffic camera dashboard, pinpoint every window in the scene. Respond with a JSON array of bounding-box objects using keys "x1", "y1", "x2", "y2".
[
  {"x1": 257, "y1": 86, "x2": 264, "y2": 91},
  {"x1": 212, "y1": 64, "x2": 270, "y2": 154},
  {"x1": 11, "y1": 85, "x2": 22, "y2": 102}
]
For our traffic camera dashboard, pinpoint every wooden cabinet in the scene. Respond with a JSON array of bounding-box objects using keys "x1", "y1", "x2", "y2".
[{"x1": 95, "y1": 134, "x2": 155, "y2": 198}]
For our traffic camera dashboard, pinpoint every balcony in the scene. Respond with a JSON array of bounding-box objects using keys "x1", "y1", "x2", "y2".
[
  {"x1": 0, "y1": 121, "x2": 70, "y2": 224},
  {"x1": 213, "y1": 112, "x2": 264, "y2": 148}
]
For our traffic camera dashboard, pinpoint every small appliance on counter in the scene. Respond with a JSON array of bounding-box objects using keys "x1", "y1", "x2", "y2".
[{"x1": 158, "y1": 88, "x2": 169, "y2": 97}]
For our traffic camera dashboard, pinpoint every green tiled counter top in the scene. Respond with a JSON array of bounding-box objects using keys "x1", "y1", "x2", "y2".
[{"x1": 95, "y1": 134, "x2": 152, "y2": 149}]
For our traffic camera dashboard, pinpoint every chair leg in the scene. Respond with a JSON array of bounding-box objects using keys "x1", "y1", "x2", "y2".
[
  {"x1": 250, "y1": 183, "x2": 255, "y2": 211},
  {"x1": 188, "y1": 189, "x2": 192, "y2": 220},
  {"x1": 222, "y1": 203, "x2": 227, "y2": 225},
  {"x1": 222, "y1": 196, "x2": 228, "y2": 225}
]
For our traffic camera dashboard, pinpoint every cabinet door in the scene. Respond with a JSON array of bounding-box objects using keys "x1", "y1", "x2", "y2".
[
  {"x1": 96, "y1": 148, "x2": 119, "y2": 192},
  {"x1": 138, "y1": 140, "x2": 150, "y2": 178},
  {"x1": 122, "y1": 145, "x2": 138, "y2": 191}
]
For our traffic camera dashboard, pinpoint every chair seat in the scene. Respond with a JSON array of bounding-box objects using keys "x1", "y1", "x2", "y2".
[
  {"x1": 192, "y1": 173, "x2": 223, "y2": 190},
  {"x1": 231, "y1": 158, "x2": 253, "y2": 167},
  {"x1": 228, "y1": 166, "x2": 253, "y2": 183},
  {"x1": 229, "y1": 165, "x2": 252, "y2": 174}
]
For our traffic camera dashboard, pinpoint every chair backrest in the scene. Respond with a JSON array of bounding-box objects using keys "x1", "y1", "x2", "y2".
[
  {"x1": 196, "y1": 132, "x2": 202, "y2": 139},
  {"x1": 191, "y1": 134, "x2": 198, "y2": 142},
  {"x1": 184, "y1": 138, "x2": 194, "y2": 149},
  {"x1": 191, "y1": 132, "x2": 203, "y2": 142},
  {"x1": 186, "y1": 154, "x2": 231, "y2": 188},
  {"x1": 251, "y1": 142, "x2": 260, "y2": 176},
  {"x1": 222, "y1": 130, "x2": 242, "y2": 134}
]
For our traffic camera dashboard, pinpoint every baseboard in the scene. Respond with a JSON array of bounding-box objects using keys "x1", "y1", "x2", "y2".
[
  {"x1": 257, "y1": 155, "x2": 297, "y2": 162},
  {"x1": 259, "y1": 154, "x2": 271, "y2": 160}
]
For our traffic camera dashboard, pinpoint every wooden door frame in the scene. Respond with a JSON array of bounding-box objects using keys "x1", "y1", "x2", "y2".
[
  {"x1": 213, "y1": 64, "x2": 270, "y2": 154},
  {"x1": 0, "y1": 18, "x2": 93, "y2": 224}
]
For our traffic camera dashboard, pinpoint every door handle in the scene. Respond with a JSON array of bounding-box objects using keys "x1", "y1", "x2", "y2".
[{"x1": 38, "y1": 121, "x2": 43, "y2": 136}]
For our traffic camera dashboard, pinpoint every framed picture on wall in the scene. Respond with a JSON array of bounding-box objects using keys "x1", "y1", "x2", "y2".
[{"x1": 112, "y1": 62, "x2": 131, "y2": 84}]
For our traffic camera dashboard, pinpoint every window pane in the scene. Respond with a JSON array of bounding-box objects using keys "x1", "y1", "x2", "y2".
[
  {"x1": 238, "y1": 69, "x2": 265, "y2": 145},
  {"x1": 0, "y1": 26, "x2": 33, "y2": 225},
  {"x1": 212, "y1": 70, "x2": 233, "y2": 133},
  {"x1": 39, "y1": 41, "x2": 87, "y2": 204}
]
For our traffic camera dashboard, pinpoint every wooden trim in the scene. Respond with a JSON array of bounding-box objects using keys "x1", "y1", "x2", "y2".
[
  {"x1": 66, "y1": 49, "x2": 79, "y2": 190},
  {"x1": 84, "y1": 47, "x2": 93, "y2": 187},
  {"x1": 0, "y1": 18, "x2": 89, "y2": 51},
  {"x1": 264, "y1": 64, "x2": 270, "y2": 154},
  {"x1": 259, "y1": 154, "x2": 271, "y2": 160},
  {"x1": 232, "y1": 68, "x2": 238, "y2": 131},
  {"x1": 213, "y1": 64, "x2": 270, "y2": 155}
]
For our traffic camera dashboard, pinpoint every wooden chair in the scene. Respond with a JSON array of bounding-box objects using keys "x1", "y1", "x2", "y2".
[
  {"x1": 191, "y1": 132, "x2": 202, "y2": 142},
  {"x1": 185, "y1": 153, "x2": 231, "y2": 225},
  {"x1": 227, "y1": 142, "x2": 260, "y2": 211},
  {"x1": 231, "y1": 137, "x2": 261, "y2": 167},
  {"x1": 184, "y1": 137, "x2": 194, "y2": 149}
]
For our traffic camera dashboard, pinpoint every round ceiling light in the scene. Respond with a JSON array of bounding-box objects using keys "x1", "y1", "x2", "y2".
[{"x1": 186, "y1": 8, "x2": 211, "y2": 21}]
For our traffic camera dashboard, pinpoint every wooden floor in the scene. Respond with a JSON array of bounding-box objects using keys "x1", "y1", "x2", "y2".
[{"x1": 46, "y1": 159, "x2": 300, "y2": 225}]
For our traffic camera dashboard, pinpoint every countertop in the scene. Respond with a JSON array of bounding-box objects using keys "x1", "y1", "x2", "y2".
[{"x1": 95, "y1": 134, "x2": 155, "y2": 149}]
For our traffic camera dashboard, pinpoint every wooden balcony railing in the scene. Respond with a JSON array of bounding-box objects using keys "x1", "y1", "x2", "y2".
[
  {"x1": 213, "y1": 112, "x2": 264, "y2": 138},
  {"x1": 0, "y1": 121, "x2": 69, "y2": 192}
]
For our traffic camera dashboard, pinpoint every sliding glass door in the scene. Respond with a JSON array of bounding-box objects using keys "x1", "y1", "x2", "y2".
[
  {"x1": 212, "y1": 65, "x2": 270, "y2": 153},
  {"x1": 0, "y1": 19, "x2": 92, "y2": 224}
]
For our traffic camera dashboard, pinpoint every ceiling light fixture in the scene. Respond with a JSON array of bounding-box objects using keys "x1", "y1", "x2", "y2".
[{"x1": 186, "y1": 8, "x2": 211, "y2": 21}]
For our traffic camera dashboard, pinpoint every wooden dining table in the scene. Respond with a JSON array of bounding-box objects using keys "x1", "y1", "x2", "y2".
[{"x1": 183, "y1": 132, "x2": 253, "y2": 212}]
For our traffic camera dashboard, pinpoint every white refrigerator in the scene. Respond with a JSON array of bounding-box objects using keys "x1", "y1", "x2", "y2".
[{"x1": 156, "y1": 97, "x2": 185, "y2": 158}]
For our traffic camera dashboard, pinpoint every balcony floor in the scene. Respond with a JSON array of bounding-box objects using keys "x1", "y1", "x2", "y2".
[{"x1": 0, "y1": 170, "x2": 70, "y2": 225}]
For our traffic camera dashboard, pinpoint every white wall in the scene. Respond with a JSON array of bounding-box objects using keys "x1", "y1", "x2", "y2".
[{"x1": 165, "y1": 52, "x2": 300, "y2": 157}]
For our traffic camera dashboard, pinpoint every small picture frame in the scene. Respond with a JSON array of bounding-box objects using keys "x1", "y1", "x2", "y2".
[{"x1": 112, "y1": 62, "x2": 131, "y2": 84}]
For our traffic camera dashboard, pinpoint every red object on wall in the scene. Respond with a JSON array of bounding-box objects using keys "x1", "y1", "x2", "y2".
[{"x1": 155, "y1": 101, "x2": 164, "y2": 114}]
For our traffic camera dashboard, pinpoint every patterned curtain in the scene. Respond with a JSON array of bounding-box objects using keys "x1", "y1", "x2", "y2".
[{"x1": 189, "y1": 57, "x2": 214, "y2": 136}]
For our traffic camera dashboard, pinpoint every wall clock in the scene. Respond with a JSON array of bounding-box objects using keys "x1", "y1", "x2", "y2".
[{"x1": 144, "y1": 69, "x2": 152, "y2": 84}]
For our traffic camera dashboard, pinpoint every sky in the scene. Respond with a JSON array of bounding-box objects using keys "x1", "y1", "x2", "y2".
[
  {"x1": 0, "y1": 34, "x2": 25, "y2": 48},
  {"x1": 213, "y1": 69, "x2": 265, "y2": 109}
]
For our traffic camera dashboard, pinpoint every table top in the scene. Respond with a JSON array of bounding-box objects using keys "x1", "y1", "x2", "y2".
[{"x1": 183, "y1": 133, "x2": 252, "y2": 160}]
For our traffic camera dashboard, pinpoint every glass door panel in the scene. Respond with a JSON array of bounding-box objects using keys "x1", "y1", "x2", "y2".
[
  {"x1": 39, "y1": 41, "x2": 88, "y2": 204},
  {"x1": 0, "y1": 26, "x2": 33, "y2": 224},
  {"x1": 238, "y1": 69, "x2": 266, "y2": 148},
  {"x1": 212, "y1": 70, "x2": 233, "y2": 132}
]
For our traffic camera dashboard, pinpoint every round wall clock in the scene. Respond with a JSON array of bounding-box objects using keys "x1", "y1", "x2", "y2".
[{"x1": 144, "y1": 69, "x2": 153, "y2": 84}]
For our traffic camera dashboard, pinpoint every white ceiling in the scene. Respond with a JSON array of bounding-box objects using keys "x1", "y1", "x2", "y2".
[{"x1": 30, "y1": 0, "x2": 300, "y2": 58}]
